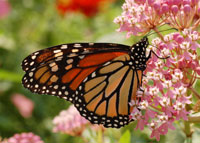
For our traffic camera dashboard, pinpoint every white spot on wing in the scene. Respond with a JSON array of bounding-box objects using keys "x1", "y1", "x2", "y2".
[
  {"x1": 103, "y1": 62, "x2": 110, "y2": 66},
  {"x1": 51, "y1": 65, "x2": 58, "y2": 72},
  {"x1": 31, "y1": 55, "x2": 36, "y2": 60},
  {"x1": 68, "y1": 53, "x2": 77, "y2": 57},
  {"x1": 31, "y1": 68, "x2": 36, "y2": 71},
  {"x1": 129, "y1": 62, "x2": 133, "y2": 65},
  {"x1": 65, "y1": 91, "x2": 68, "y2": 95},
  {"x1": 55, "y1": 57, "x2": 62, "y2": 61},
  {"x1": 61, "y1": 45, "x2": 68, "y2": 49},
  {"x1": 66, "y1": 59, "x2": 73, "y2": 64},
  {"x1": 29, "y1": 72, "x2": 33, "y2": 77},
  {"x1": 34, "y1": 52, "x2": 39, "y2": 55},
  {"x1": 91, "y1": 72, "x2": 96, "y2": 77},
  {"x1": 72, "y1": 49, "x2": 79, "y2": 52},
  {"x1": 54, "y1": 49, "x2": 61, "y2": 53},
  {"x1": 49, "y1": 62, "x2": 56, "y2": 67},
  {"x1": 63, "y1": 97, "x2": 67, "y2": 99},
  {"x1": 30, "y1": 62, "x2": 34, "y2": 66},
  {"x1": 62, "y1": 86, "x2": 66, "y2": 90},
  {"x1": 83, "y1": 77, "x2": 88, "y2": 82},
  {"x1": 55, "y1": 52, "x2": 63, "y2": 57},
  {"x1": 54, "y1": 85, "x2": 58, "y2": 89},
  {"x1": 89, "y1": 43, "x2": 94, "y2": 46},
  {"x1": 74, "y1": 44, "x2": 82, "y2": 47},
  {"x1": 79, "y1": 55, "x2": 85, "y2": 59}
]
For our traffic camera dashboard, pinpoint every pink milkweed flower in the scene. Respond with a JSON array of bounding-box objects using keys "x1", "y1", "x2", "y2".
[
  {"x1": 0, "y1": 0, "x2": 10, "y2": 19},
  {"x1": 115, "y1": 0, "x2": 200, "y2": 141},
  {"x1": 115, "y1": 0, "x2": 200, "y2": 37},
  {"x1": 130, "y1": 107, "x2": 142, "y2": 120},
  {"x1": 11, "y1": 94, "x2": 34, "y2": 118},
  {"x1": 52, "y1": 105, "x2": 89, "y2": 136},
  {"x1": 164, "y1": 0, "x2": 200, "y2": 30},
  {"x1": 114, "y1": 0, "x2": 167, "y2": 36},
  {"x1": 1, "y1": 132, "x2": 44, "y2": 143},
  {"x1": 127, "y1": 30, "x2": 200, "y2": 141}
]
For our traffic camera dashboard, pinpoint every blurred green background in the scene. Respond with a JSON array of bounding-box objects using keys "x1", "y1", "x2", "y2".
[{"x1": 0, "y1": 0, "x2": 195, "y2": 143}]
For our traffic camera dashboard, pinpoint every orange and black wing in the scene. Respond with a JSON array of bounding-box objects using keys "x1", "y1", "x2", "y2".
[{"x1": 21, "y1": 43, "x2": 142, "y2": 128}]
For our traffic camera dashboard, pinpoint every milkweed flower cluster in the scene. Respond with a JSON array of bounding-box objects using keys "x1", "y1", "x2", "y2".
[
  {"x1": 114, "y1": 0, "x2": 200, "y2": 37},
  {"x1": 138, "y1": 30, "x2": 199, "y2": 140},
  {"x1": 52, "y1": 105, "x2": 89, "y2": 136},
  {"x1": 1, "y1": 132, "x2": 44, "y2": 143},
  {"x1": 115, "y1": 0, "x2": 200, "y2": 141}
]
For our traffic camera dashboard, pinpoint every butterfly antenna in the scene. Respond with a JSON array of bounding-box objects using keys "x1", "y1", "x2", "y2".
[
  {"x1": 146, "y1": 28, "x2": 178, "y2": 37},
  {"x1": 146, "y1": 23, "x2": 171, "y2": 36}
]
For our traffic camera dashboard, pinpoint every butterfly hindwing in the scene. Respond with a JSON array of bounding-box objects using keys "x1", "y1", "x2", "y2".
[{"x1": 73, "y1": 54, "x2": 143, "y2": 128}]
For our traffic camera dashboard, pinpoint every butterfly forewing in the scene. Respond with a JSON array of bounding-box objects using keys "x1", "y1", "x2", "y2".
[
  {"x1": 22, "y1": 43, "x2": 130, "y2": 102},
  {"x1": 21, "y1": 38, "x2": 149, "y2": 128}
]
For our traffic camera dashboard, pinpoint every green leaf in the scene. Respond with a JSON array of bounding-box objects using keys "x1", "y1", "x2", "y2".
[
  {"x1": 165, "y1": 125, "x2": 185, "y2": 143},
  {"x1": 0, "y1": 69, "x2": 22, "y2": 83},
  {"x1": 119, "y1": 130, "x2": 131, "y2": 143}
]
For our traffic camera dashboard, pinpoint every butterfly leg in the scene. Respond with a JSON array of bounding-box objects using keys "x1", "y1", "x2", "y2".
[{"x1": 147, "y1": 50, "x2": 170, "y2": 60}]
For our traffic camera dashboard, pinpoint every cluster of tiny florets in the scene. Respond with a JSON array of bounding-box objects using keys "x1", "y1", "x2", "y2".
[{"x1": 115, "y1": 0, "x2": 200, "y2": 141}]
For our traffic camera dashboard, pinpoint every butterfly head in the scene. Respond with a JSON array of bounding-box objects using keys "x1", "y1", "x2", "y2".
[{"x1": 130, "y1": 36, "x2": 149, "y2": 70}]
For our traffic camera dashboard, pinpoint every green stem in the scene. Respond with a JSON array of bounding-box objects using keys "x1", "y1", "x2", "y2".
[
  {"x1": 97, "y1": 128, "x2": 104, "y2": 143},
  {"x1": 184, "y1": 121, "x2": 193, "y2": 142},
  {"x1": 153, "y1": 27, "x2": 164, "y2": 40},
  {"x1": 188, "y1": 116, "x2": 200, "y2": 123},
  {"x1": 150, "y1": 105, "x2": 163, "y2": 112},
  {"x1": 185, "y1": 137, "x2": 192, "y2": 143},
  {"x1": 189, "y1": 87, "x2": 200, "y2": 99}
]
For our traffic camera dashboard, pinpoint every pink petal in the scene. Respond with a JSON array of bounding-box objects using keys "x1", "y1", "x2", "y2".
[{"x1": 11, "y1": 94, "x2": 34, "y2": 118}]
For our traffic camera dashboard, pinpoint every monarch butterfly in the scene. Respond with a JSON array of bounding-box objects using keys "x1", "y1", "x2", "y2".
[{"x1": 22, "y1": 36, "x2": 152, "y2": 128}]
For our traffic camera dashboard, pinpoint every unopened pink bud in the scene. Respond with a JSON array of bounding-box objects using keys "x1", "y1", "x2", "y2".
[
  {"x1": 171, "y1": 5, "x2": 179, "y2": 14},
  {"x1": 183, "y1": 0, "x2": 191, "y2": 5},
  {"x1": 176, "y1": 35, "x2": 184, "y2": 43},
  {"x1": 173, "y1": 0, "x2": 182, "y2": 5},
  {"x1": 162, "y1": 4, "x2": 169, "y2": 13},
  {"x1": 196, "y1": 67, "x2": 200, "y2": 75},
  {"x1": 197, "y1": 7, "x2": 200, "y2": 15},
  {"x1": 189, "y1": 61, "x2": 197, "y2": 69},
  {"x1": 191, "y1": 0, "x2": 199, "y2": 5},
  {"x1": 153, "y1": 2, "x2": 161, "y2": 11},
  {"x1": 164, "y1": 73, "x2": 172, "y2": 80},
  {"x1": 165, "y1": 0, "x2": 173, "y2": 6},
  {"x1": 183, "y1": 4, "x2": 192, "y2": 14},
  {"x1": 148, "y1": 0, "x2": 155, "y2": 6},
  {"x1": 135, "y1": 0, "x2": 146, "y2": 4},
  {"x1": 173, "y1": 32, "x2": 180, "y2": 39}
]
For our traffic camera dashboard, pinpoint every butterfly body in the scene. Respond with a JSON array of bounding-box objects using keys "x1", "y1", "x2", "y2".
[{"x1": 22, "y1": 36, "x2": 149, "y2": 128}]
